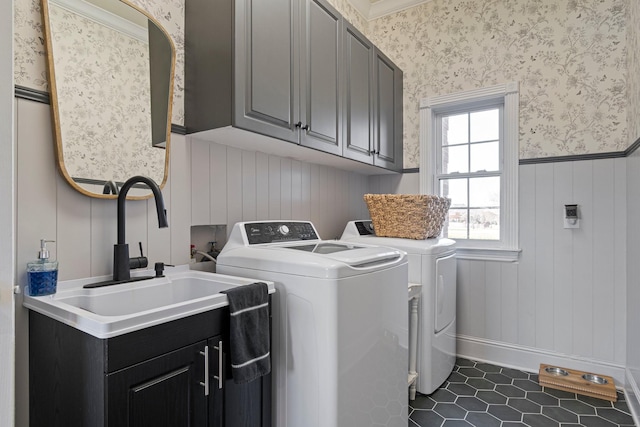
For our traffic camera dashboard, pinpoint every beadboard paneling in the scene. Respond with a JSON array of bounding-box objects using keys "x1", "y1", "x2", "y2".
[
  {"x1": 188, "y1": 136, "x2": 370, "y2": 240},
  {"x1": 370, "y1": 159, "x2": 627, "y2": 372}
]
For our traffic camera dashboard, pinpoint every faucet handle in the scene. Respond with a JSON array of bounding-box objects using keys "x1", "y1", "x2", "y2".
[{"x1": 129, "y1": 241, "x2": 148, "y2": 270}]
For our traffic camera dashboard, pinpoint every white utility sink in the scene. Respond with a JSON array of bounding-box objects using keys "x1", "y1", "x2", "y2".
[{"x1": 23, "y1": 265, "x2": 274, "y2": 339}]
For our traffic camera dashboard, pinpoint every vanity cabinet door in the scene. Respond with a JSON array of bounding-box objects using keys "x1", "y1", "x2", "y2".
[{"x1": 106, "y1": 341, "x2": 208, "y2": 427}]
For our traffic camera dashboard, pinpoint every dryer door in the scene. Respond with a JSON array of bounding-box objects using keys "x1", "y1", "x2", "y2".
[{"x1": 434, "y1": 253, "x2": 457, "y2": 333}]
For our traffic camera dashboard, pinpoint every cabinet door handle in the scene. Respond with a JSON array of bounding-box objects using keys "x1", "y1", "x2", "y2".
[
  {"x1": 295, "y1": 121, "x2": 302, "y2": 128},
  {"x1": 199, "y1": 346, "x2": 209, "y2": 396},
  {"x1": 301, "y1": 124, "x2": 309, "y2": 131},
  {"x1": 213, "y1": 341, "x2": 223, "y2": 389}
]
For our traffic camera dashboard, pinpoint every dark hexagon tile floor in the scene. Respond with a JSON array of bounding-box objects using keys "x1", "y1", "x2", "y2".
[{"x1": 409, "y1": 358, "x2": 635, "y2": 427}]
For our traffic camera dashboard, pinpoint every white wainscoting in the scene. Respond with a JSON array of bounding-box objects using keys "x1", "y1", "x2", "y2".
[
  {"x1": 189, "y1": 136, "x2": 371, "y2": 240},
  {"x1": 370, "y1": 159, "x2": 628, "y2": 384},
  {"x1": 13, "y1": 100, "x2": 374, "y2": 425},
  {"x1": 626, "y1": 149, "x2": 640, "y2": 421}
]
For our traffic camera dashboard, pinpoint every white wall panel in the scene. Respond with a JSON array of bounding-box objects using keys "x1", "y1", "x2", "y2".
[
  {"x1": 241, "y1": 151, "x2": 257, "y2": 221},
  {"x1": 592, "y1": 159, "x2": 616, "y2": 362},
  {"x1": 168, "y1": 134, "x2": 191, "y2": 266},
  {"x1": 614, "y1": 160, "x2": 627, "y2": 365},
  {"x1": 191, "y1": 139, "x2": 210, "y2": 225},
  {"x1": 226, "y1": 147, "x2": 243, "y2": 228},
  {"x1": 268, "y1": 156, "x2": 281, "y2": 219},
  {"x1": 552, "y1": 162, "x2": 574, "y2": 356},
  {"x1": 500, "y1": 262, "x2": 518, "y2": 343},
  {"x1": 372, "y1": 159, "x2": 627, "y2": 371},
  {"x1": 534, "y1": 163, "x2": 555, "y2": 351},
  {"x1": 484, "y1": 262, "x2": 501, "y2": 342},
  {"x1": 291, "y1": 161, "x2": 303, "y2": 220},
  {"x1": 301, "y1": 162, "x2": 311, "y2": 222},
  {"x1": 56, "y1": 178, "x2": 91, "y2": 280},
  {"x1": 517, "y1": 164, "x2": 537, "y2": 348},
  {"x1": 280, "y1": 158, "x2": 292, "y2": 220},
  {"x1": 572, "y1": 161, "x2": 594, "y2": 358},
  {"x1": 210, "y1": 143, "x2": 228, "y2": 224},
  {"x1": 256, "y1": 152, "x2": 270, "y2": 220}
]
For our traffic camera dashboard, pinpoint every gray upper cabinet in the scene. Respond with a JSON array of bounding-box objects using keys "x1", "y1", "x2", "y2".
[
  {"x1": 342, "y1": 23, "x2": 403, "y2": 172},
  {"x1": 185, "y1": 0, "x2": 402, "y2": 171},
  {"x1": 373, "y1": 48, "x2": 403, "y2": 171},
  {"x1": 342, "y1": 21, "x2": 374, "y2": 164},
  {"x1": 299, "y1": 0, "x2": 342, "y2": 155},
  {"x1": 186, "y1": 0, "x2": 299, "y2": 142}
]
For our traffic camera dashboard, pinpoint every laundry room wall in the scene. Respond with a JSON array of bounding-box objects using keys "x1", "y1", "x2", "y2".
[
  {"x1": 625, "y1": 0, "x2": 640, "y2": 416},
  {"x1": 12, "y1": 98, "x2": 372, "y2": 425},
  {"x1": 368, "y1": 159, "x2": 628, "y2": 383}
]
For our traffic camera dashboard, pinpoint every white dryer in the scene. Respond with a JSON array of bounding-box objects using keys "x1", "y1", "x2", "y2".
[
  {"x1": 217, "y1": 221, "x2": 409, "y2": 427},
  {"x1": 341, "y1": 220, "x2": 457, "y2": 395}
]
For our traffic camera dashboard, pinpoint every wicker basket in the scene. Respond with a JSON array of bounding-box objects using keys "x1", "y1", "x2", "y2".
[{"x1": 364, "y1": 194, "x2": 451, "y2": 239}]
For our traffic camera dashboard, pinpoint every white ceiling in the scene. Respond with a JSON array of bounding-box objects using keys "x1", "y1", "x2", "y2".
[{"x1": 348, "y1": 0, "x2": 430, "y2": 20}]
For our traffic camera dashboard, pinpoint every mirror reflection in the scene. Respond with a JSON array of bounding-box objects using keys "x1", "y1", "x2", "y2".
[{"x1": 42, "y1": 0, "x2": 175, "y2": 198}]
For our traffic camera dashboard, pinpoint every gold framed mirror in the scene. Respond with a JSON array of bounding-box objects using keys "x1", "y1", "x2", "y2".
[{"x1": 41, "y1": 0, "x2": 175, "y2": 199}]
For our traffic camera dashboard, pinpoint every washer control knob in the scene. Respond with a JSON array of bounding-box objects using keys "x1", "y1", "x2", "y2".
[{"x1": 278, "y1": 225, "x2": 290, "y2": 236}]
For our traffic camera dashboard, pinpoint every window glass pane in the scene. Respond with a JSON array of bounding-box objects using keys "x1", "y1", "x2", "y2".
[
  {"x1": 440, "y1": 178, "x2": 467, "y2": 208},
  {"x1": 469, "y1": 208, "x2": 500, "y2": 240},
  {"x1": 442, "y1": 113, "x2": 468, "y2": 146},
  {"x1": 469, "y1": 177, "x2": 500, "y2": 207},
  {"x1": 442, "y1": 145, "x2": 468, "y2": 174},
  {"x1": 446, "y1": 208, "x2": 468, "y2": 239},
  {"x1": 470, "y1": 108, "x2": 499, "y2": 142},
  {"x1": 470, "y1": 141, "x2": 499, "y2": 172}
]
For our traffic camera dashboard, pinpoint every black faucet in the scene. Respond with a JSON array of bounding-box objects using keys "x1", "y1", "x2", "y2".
[{"x1": 113, "y1": 176, "x2": 168, "y2": 282}]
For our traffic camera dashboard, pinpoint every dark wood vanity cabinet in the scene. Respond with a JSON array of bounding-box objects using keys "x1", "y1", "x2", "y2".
[{"x1": 29, "y1": 309, "x2": 271, "y2": 427}]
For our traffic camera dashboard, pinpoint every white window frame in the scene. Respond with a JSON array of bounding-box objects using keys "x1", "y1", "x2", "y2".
[{"x1": 420, "y1": 83, "x2": 520, "y2": 262}]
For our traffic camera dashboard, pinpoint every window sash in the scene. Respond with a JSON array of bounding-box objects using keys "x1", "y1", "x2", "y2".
[
  {"x1": 420, "y1": 82, "x2": 520, "y2": 259},
  {"x1": 435, "y1": 106, "x2": 504, "y2": 242}
]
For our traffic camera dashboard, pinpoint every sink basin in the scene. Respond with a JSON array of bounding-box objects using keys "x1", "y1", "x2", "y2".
[{"x1": 23, "y1": 265, "x2": 274, "y2": 338}]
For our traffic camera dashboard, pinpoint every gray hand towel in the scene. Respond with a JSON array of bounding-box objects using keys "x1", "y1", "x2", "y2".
[{"x1": 221, "y1": 282, "x2": 271, "y2": 384}]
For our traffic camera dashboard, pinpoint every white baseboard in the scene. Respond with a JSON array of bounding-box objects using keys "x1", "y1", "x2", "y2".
[
  {"x1": 625, "y1": 369, "x2": 640, "y2": 426},
  {"x1": 456, "y1": 334, "x2": 626, "y2": 387}
]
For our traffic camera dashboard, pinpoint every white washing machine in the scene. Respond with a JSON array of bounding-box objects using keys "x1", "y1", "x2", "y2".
[
  {"x1": 216, "y1": 221, "x2": 409, "y2": 427},
  {"x1": 341, "y1": 220, "x2": 457, "y2": 395}
]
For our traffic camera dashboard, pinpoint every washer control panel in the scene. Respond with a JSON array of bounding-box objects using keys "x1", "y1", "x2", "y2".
[
  {"x1": 354, "y1": 220, "x2": 375, "y2": 236},
  {"x1": 244, "y1": 221, "x2": 319, "y2": 244}
]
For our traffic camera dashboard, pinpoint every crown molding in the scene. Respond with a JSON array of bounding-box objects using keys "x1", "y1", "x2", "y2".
[
  {"x1": 50, "y1": 0, "x2": 148, "y2": 42},
  {"x1": 348, "y1": 0, "x2": 431, "y2": 21}
]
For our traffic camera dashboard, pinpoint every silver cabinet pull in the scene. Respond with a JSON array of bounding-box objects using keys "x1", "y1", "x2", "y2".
[
  {"x1": 199, "y1": 346, "x2": 209, "y2": 396},
  {"x1": 213, "y1": 341, "x2": 223, "y2": 389}
]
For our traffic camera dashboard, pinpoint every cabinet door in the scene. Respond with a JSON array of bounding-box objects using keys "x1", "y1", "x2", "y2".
[
  {"x1": 299, "y1": 0, "x2": 342, "y2": 155},
  {"x1": 342, "y1": 21, "x2": 374, "y2": 164},
  {"x1": 374, "y1": 48, "x2": 403, "y2": 171},
  {"x1": 219, "y1": 336, "x2": 272, "y2": 427},
  {"x1": 234, "y1": 0, "x2": 299, "y2": 143},
  {"x1": 207, "y1": 336, "x2": 224, "y2": 426},
  {"x1": 107, "y1": 341, "x2": 208, "y2": 427}
]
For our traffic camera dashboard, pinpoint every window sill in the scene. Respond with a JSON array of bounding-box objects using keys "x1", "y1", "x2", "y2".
[{"x1": 455, "y1": 247, "x2": 521, "y2": 262}]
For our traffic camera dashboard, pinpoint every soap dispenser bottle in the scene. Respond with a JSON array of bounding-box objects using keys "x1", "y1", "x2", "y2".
[{"x1": 27, "y1": 239, "x2": 58, "y2": 296}]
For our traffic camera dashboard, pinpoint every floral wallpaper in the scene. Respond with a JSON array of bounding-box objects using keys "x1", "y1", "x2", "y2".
[
  {"x1": 49, "y1": 3, "x2": 165, "y2": 184},
  {"x1": 367, "y1": 0, "x2": 628, "y2": 167},
  {"x1": 628, "y1": 0, "x2": 640, "y2": 145},
  {"x1": 14, "y1": 0, "x2": 184, "y2": 126},
  {"x1": 16, "y1": 0, "x2": 631, "y2": 167}
]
